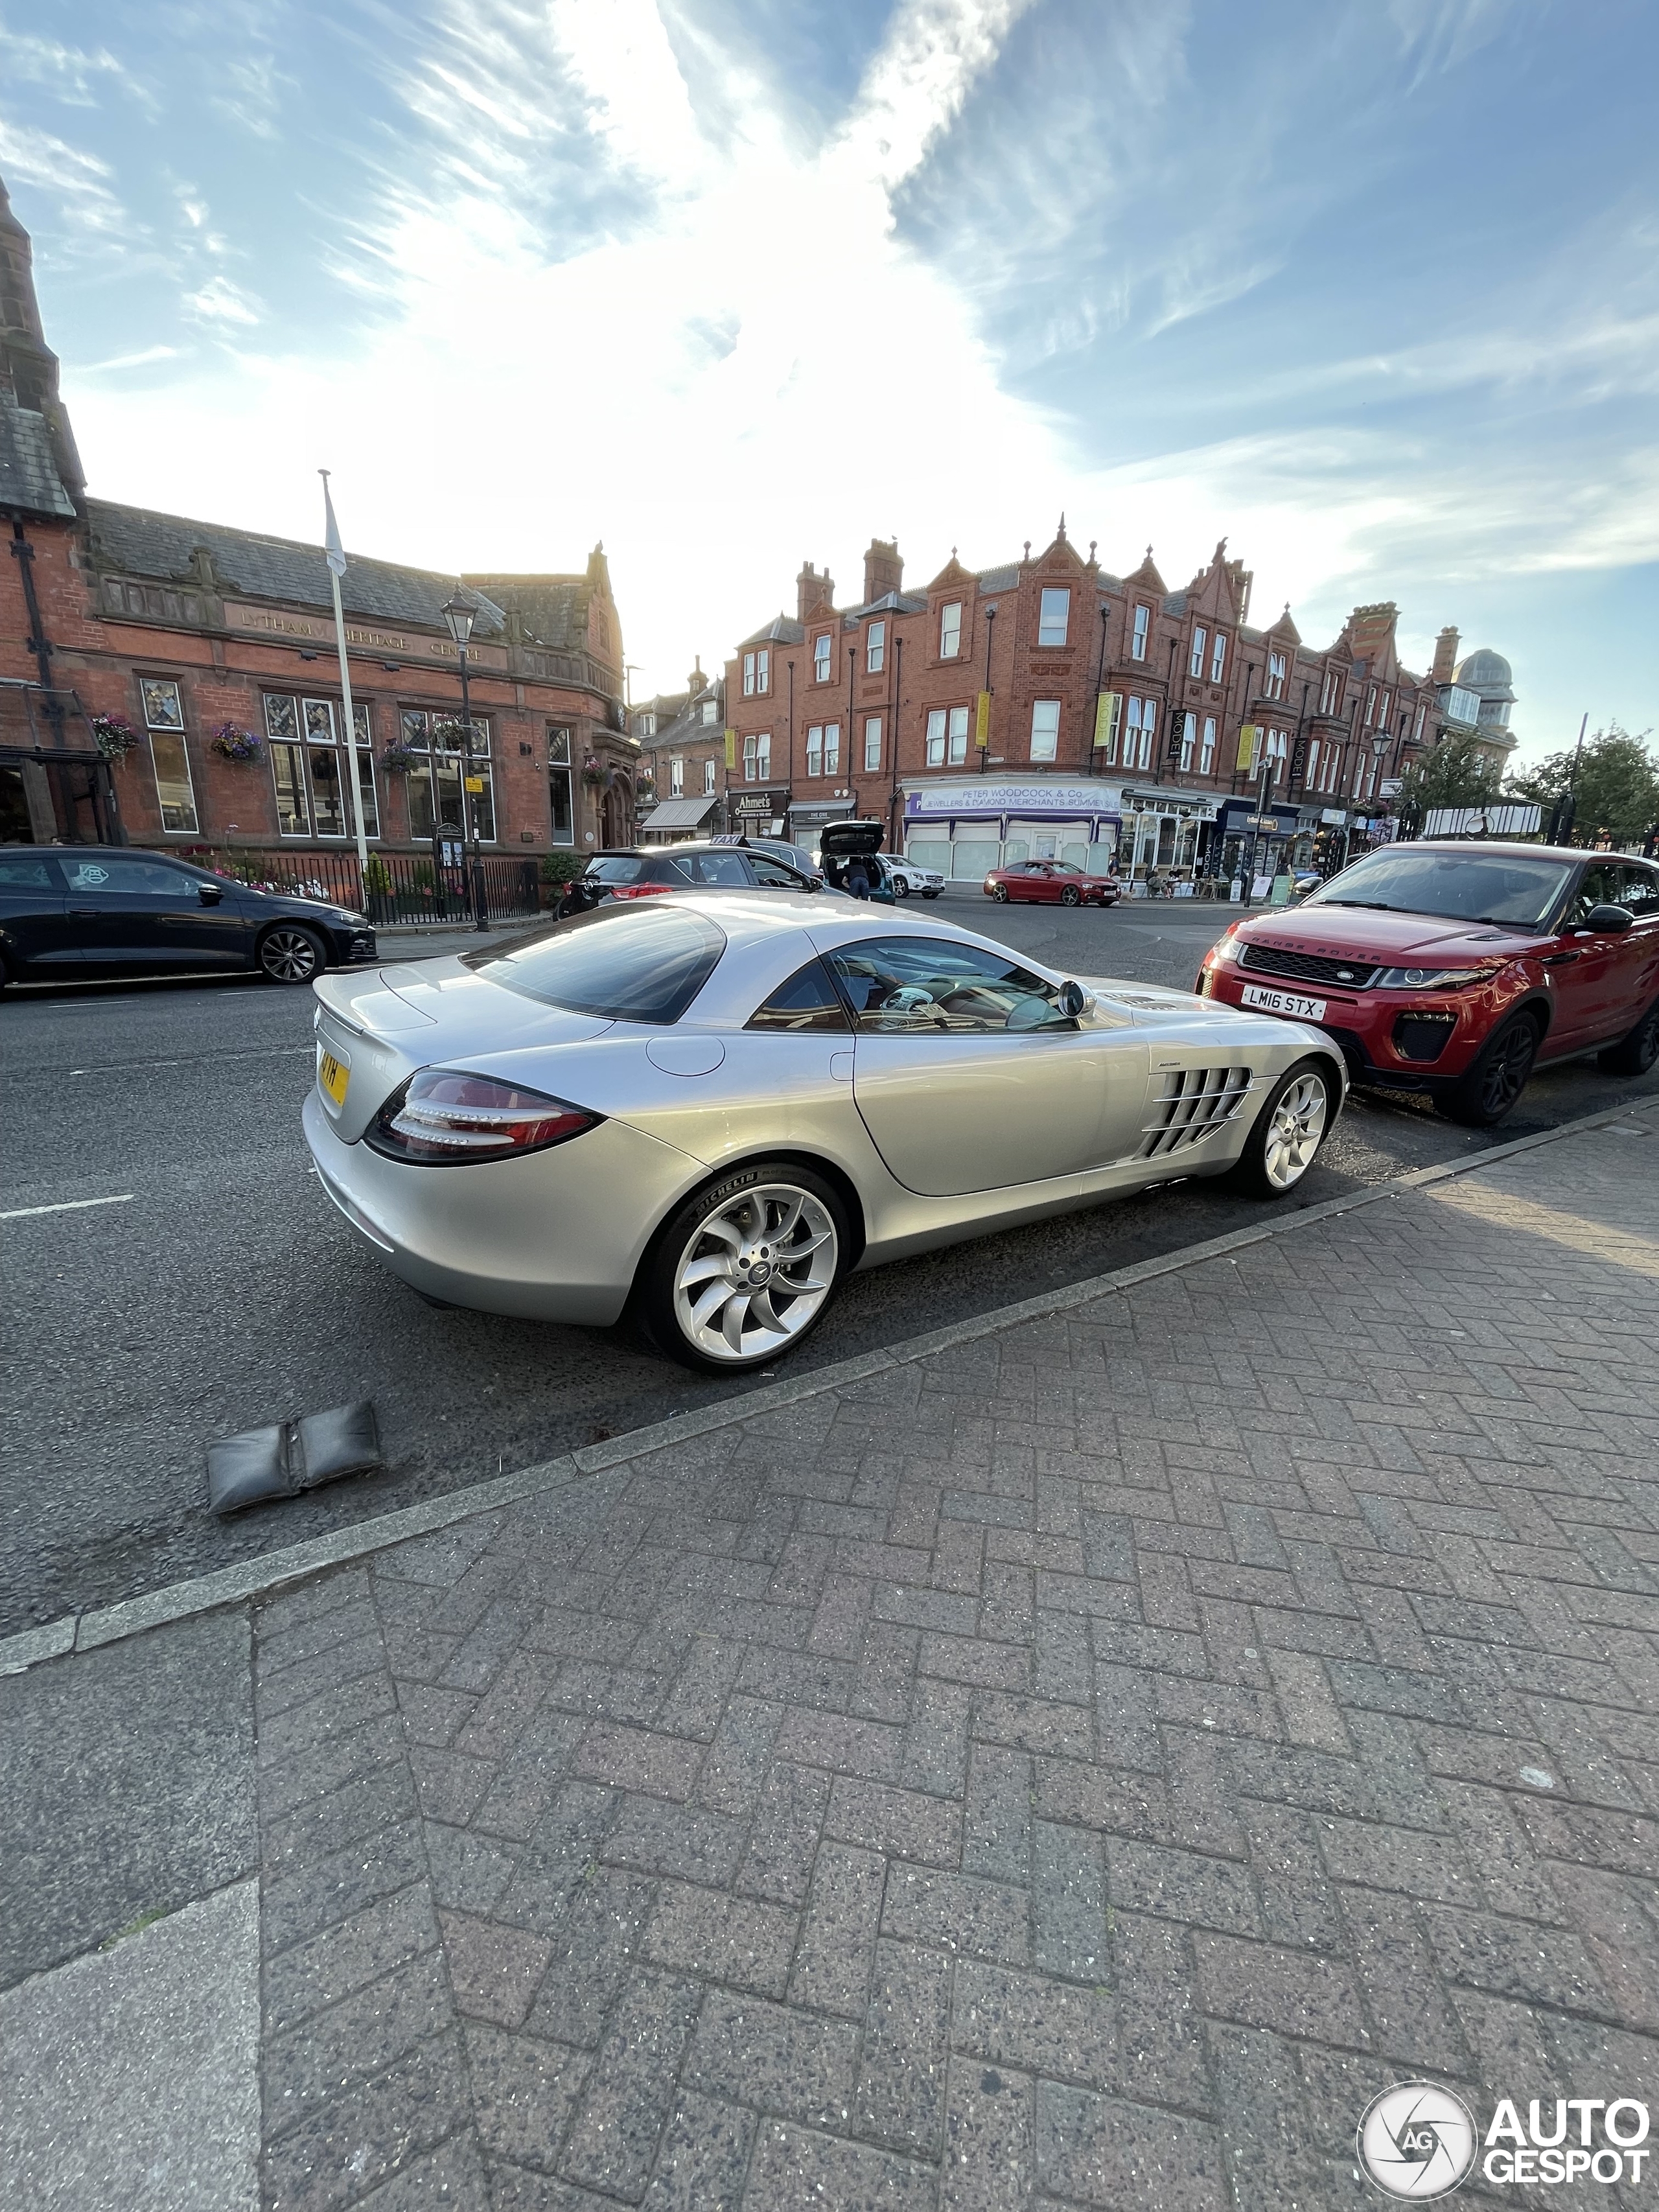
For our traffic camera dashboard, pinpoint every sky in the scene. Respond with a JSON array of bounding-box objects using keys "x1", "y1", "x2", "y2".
[{"x1": 4, "y1": 0, "x2": 1656, "y2": 762}]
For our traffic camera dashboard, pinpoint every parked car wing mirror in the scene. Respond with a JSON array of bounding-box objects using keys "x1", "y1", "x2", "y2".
[
  {"x1": 1058, "y1": 979, "x2": 1091, "y2": 1018},
  {"x1": 198, "y1": 882, "x2": 224, "y2": 905},
  {"x1": 1581, "y1": 903, "x2": 1634, "y2": 934}
]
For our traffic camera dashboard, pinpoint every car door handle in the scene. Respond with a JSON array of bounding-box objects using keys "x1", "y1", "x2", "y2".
[
  {"x1": 69, "y1": 907, "x2": 99, "y2": 917},
  {"x1": 1542, "y1": 951, "x2": 1580, "y2": 966}
]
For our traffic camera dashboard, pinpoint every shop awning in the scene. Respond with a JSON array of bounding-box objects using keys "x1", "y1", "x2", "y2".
[{"x1": 640, "y1": 795, "x2": 720, "y2": 830}]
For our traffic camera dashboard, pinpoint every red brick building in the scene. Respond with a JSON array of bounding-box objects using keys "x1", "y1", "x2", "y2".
[
  {"x1": 723, "y1": 528, "x2": 1516, "y2": 887},
  {"x1": 0, "y1": 178, "x2": 637, "y2": 876}
]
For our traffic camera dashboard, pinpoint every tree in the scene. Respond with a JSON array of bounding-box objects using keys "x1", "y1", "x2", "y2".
[
  {"x1": 1394, "y1": 730, "x2": 1503, "y2": 828},
  {"x1": 1507, "y1": 724, "x2": 1658, "y2": 846}
]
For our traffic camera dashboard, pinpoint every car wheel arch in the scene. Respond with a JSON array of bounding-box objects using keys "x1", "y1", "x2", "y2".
[{"x1": 630, "y1": 1145, "x2": 869, "y2": 1301}]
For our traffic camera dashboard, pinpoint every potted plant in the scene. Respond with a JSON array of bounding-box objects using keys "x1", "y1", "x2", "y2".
[
  {"x1": 362, "y1": 851, "x2": 396, "y2": 924},
  {"x1": 209, "y1": 723, "x2": 263, "y2": 762},
  {"x1": 380, "y1": 741, "x2": 420, "y2": 774},
  {"x1": 91, "y1": 712, "x2": 140, "y2": 760}
]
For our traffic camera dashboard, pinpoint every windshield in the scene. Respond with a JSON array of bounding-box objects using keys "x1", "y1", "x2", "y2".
[
  {"x1": 1306, "y1": 849, "x2": 1573, "y2": 929},
  {"x1": 462, "y1": 902, "x2": 725, "y2": 1021}
]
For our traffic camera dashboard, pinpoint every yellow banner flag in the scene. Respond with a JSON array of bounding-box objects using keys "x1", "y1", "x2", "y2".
[
  {"x1": 975, "y1": 691, "x2": 991, "y2": 749},
  {"x1": 1093, "y1": 692, "x2": 1122, "y2": 750},
  {"x1": 1236, "y1": 723, "x2": 1260, "y2": 771},
  {"x1": 725, "y1": 728, "x2": 737, "y2": 770}
]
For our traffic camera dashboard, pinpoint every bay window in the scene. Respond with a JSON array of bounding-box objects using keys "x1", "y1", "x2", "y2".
[
  {"x1": 262, "y1": 692, "x2": 378, "y2": 840},
  {"x1": 743, "y1": 649, "x2": 770, "y2": 697},
  {"x1": 398, "y1": 707, "x2": 494, "y2": 843}
]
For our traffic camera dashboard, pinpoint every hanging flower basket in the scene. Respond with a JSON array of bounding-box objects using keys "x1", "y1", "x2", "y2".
[
  {"x1": 209, "y1": 723, "x2": 263, "y2": 762},
  {"x1": 580, "y1": 754, "x2": 609, "y2": 789},
  {"x1": 380, "y1": 742, "x2": 420, "y2": 774},
  {"x1": 91, "y1": 712, "x2": 140, "y2": 760},
  {"x1": 433, "y1": 716, "x2": 476, "y2": 751}
]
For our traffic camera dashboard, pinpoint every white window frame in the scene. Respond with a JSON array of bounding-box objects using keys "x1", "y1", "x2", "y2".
[
  {"x1": 1126, "y1": 695, "x2": 1156, "y2": 771},
  {"x1": 1130, "y1": 605, "x2": 1149, "y2": 661},
  {"x1": 1179, "y1": 711, "x2": 1196, "y2": 772},
  {"x1": 743, "y1": 653, "x2": 756, "y2": 698},
  {"x1": 939, "y1": 601, "x2": 962, "y2": 659},
  {"x1": 1030, "y1": 699, "x2": 1060, "y2": 762},
  {"x1": 669, "y1": 756, "x2": 684, "y2": 797},
  {"x1": 141, "y1": 677, "x2": 200, "y2": 835},
  {"x1": 823, "y1": 721, "x2": 841, "y2": 775},
  {"x1": 756, "y1": 649, "x2": 769, "y2": 695},
  {"x1": 866, "y1": 621, "x2": 885, "y2": 674},
  {"x1": 704, "y1": 757, "x2": 717, "y2": 795},
  {"x1": 813, "y1": 633, "x2": 831, "y2": 683},
  {"x1": 1306, "y1": 739, "x2": 1320, "y2": 789},
  {"x1": 1210, "y1": 633, "x2": 1226, "y2": 684},
  {"x1": 1200, "y1": 716, "x2": 1216, "y2": 774},
  {"x1": 1267, "y1": 651, "x2": 1287, "y2": 702},
  {"x1": 863, "y1": 716, "x2": 882, "y2": 773},
  {"x1": 701, "y1": 700, "x2": 718, "y2": 724},
  {"x1": 1038, "y1": 588, "x2": 1070, "y2": 647},
  {"x1": 947, "y1": 706, "x2": 968, "y2": 765},
  {"x1": 1189, "y1": 627, "x2": 1207, "y2": 681},
  {"x1": 807, "y1": 724, "x2": 824, "y2": 777},
  {"x1": 743, "y1": 732, "x2": 771, "y2": 783},
  {"x1": 925, "y1": 710, "x2": 947, "y2": 767}
]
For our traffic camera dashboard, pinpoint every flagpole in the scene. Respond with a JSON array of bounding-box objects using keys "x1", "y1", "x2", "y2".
[{"x1": 320, "y1": 469, "x2": 371, "y2": 889}]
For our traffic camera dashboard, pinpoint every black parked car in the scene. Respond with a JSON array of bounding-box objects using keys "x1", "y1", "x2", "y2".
[
  {"x1": 0, "y1": 846, "x2": 375, "y2": 988},
  {"x1": 559, "y1": 841, "x2": 822, "y2": 913}
]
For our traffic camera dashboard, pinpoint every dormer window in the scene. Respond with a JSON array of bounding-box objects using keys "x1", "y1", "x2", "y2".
[
  {"x1": 939, "y1": 602, "x2": 962, "y2": 659},
  {"x1": 813, "y1": 633, "x2": 831, "y2": 682},
  {"x1": 701, "y1": 700, "x2": 717, "y2": 724},
  {"x1": 743, "y1": 648, "x2": 771, "y2": 697},
  {"x1": 1131, "y1": 605, "x2": 1149, "y2": 661},
  {"x1": 638, "y1": 712, "x2": 656, "y2": 738},
  {"x1": 1038, "y1": 588, "x2": 1070, "y2": 647}
]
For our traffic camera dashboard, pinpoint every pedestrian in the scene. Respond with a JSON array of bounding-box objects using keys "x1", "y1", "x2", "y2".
[{"x1": 844, "y1": 854, "x2": 872, "y2": 900}]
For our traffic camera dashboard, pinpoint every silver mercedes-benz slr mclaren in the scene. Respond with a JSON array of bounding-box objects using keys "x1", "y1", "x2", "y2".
[{"x1": 303, "y1": 893, "x2": 1345, "y2": 1373}]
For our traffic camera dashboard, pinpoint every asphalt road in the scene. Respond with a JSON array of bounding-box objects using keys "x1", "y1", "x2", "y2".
[{"x1": 6, "y1": 887, "x2": 1655, "y2": 1635}]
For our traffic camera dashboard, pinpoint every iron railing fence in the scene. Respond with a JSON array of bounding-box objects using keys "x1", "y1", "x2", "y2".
[{"x1": 156, "y1": 844, "x2": 544, "y2": 926}]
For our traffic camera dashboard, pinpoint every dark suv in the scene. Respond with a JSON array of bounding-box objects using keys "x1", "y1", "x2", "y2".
[
  {"x1": 565, "y1": 841, "x2": 822, "y2": 909},
  {"x1": 0, "y1": 845, "x2": 375, "y2": 988}
]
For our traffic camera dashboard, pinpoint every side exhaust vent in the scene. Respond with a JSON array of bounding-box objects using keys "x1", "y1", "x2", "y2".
[{"x1": 1141, "y1": 1065, "x2": 1254, "y2": 1158}]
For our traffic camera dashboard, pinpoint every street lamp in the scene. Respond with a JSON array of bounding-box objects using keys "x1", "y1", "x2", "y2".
[{"x1": 442, "y1": 588, "x2": 489, "y2": 932}]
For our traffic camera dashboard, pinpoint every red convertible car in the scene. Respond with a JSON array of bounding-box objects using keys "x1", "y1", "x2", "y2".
[{"x1": 984, "y1": 859, "x2": 1120, "y2": 907}]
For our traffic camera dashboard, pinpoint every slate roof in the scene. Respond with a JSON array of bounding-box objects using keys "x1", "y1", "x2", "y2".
[
  {"x1": 463, "y1": 570, "x2": 601, "y2": 655},
  {"x1": 739, "y1": 614, "x2": 806, "y2": 649},
  {"x1": 0, "y1": 393, "x2": 76, "y2": 519},
  {"x1": 974, "y1": 564, "x2": 1019, "y2": 593},
  {"x1": 86, "y1": 498, "x2": 507, "y2": 638}
]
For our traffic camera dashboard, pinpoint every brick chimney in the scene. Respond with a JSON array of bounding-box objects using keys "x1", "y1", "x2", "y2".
[
  {"x1": 796, "y1": 561, "x2": 833, "y2": 621},
  {"x1": 862, "y1": 538, "x2": 902, "y2": 604},
  {"x1": 1432, "y1": 625, "x2": 1459, "y2": 683}
]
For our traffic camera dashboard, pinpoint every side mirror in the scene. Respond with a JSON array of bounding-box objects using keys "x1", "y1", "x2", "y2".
[
  {"x1": 198, "y1": 882, "x2": 224, "y2": 905},
  {"x1": 1581, "y1": 903, "x2": 1634, "y2": 934},
  {"x1": 1057, "y1": 979, "x2": 1091, "y2": 1018}
]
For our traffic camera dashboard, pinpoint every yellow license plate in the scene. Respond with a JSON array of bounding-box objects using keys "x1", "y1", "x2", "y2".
[{"x1": 318, "y1": 1049, "x2": 349, "y2": 1109}]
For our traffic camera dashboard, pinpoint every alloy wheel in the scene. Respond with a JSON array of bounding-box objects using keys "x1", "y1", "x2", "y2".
[
  {"x1": 1061, "y1": 885, "x2": 1081, "y2": 906},
  {"x1": 1262, "y1": 1071, "x2": 1328, "y2": 1190},
  {"x1": 1480, "y1": 1019, "x2": 1537, "y2": 1115},
  {"x1": 993, "y1": 885, "x2": 1009, "y2": 902},
  {"x1": 671, "y1": 1182, "x2": 838, "y2": 1362},
  {"x1": 261, "y1": 927, "x2": 321, "y2": 983},
  {"x1": 892, "y1": 875, "x2": 910, "y2": 898}
]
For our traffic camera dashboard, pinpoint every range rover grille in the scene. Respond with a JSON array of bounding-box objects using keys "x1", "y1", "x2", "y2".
[
  {"x1": 1141, "y1": 1065, "x2": 1255, "y2": 1158},
  {"x1": 1240, "y1": 944, "x2": 1380, "y2": 990}
]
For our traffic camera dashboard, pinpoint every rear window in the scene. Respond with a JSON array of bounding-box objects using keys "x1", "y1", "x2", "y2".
[
  {"x1": 588, "y1": 856, "x2": 645, "y2": 883},
  {"x1": 463, "y1": 903, "x2": 725, "y2": 1023}
]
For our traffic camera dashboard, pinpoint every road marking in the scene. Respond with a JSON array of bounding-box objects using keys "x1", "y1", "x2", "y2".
[
  {"x1": 65, "y1": 1045, "x2": 313, "y2": 1077},
  {"x1": 1, "y1": 1194, "x2": 135, "y2": 1220}
]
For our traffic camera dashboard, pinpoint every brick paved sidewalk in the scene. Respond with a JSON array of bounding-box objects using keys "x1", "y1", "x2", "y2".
[{"x1": 7, "y1": 1115, "x2": 1659, "y2": 2209}]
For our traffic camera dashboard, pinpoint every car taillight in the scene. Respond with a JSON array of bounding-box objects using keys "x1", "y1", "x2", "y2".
[
  {"x1": 366, "y1": 1069, "x2": 602, "y2": 1164},
  {"x1": 605, "y1": 881, "x2": 671, "y2": 899}
]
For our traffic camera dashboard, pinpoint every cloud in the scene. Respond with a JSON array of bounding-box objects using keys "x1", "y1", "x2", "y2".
[
  {"x1": 183, "y1": 275, "x2": 262, "y2": 327},
  {"x1": 83, "y1": 344, "x2": 185, "y2": 372},
  {"x1": 0, "y1": 120, "x2": 132, "y2": 240}
]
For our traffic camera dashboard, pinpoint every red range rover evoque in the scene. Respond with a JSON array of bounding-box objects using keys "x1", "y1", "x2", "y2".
[{"x1": 1198, "y1": 841, "x2": 1659, "y2": 1126}]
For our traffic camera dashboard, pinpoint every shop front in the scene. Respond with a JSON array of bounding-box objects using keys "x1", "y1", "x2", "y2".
[
  {"x1": 732, "y1": 786, "x2": 791, "y2": 839},
  {"x1": 901, "y1": 778, "x2": 1124, "y2": 881},
  {"x1": 788, "y1": 794, "x2": 857, "y2": 854},
  {"x1": 1215, "y1": 798, "x2": 1301, "y2": 891},
  {"x1": 1115, "y1": 786, "x2": 1220, "y2": 889}
]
